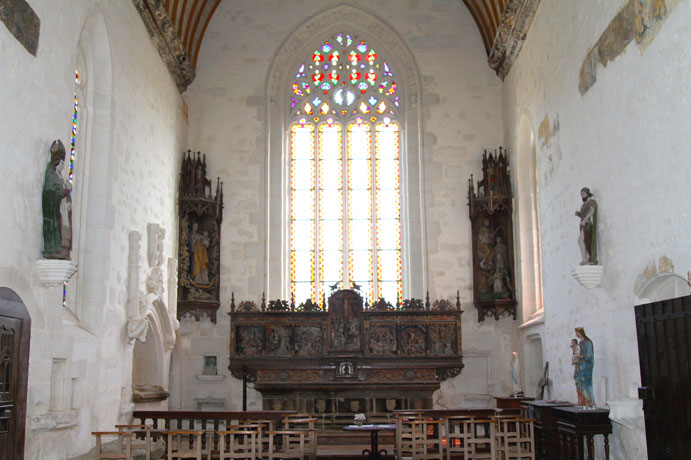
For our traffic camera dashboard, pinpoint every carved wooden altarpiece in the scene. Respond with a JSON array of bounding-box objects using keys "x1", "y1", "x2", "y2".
[
  {"x1": 468, "y1": 148, "x2": 517, "y2": 321},
  {"x1": 229, "y1": 289, "x2": 463, "y2": 427},
  {"x1": 177, "y1": 150, "x2": 223, "y2": 322}
]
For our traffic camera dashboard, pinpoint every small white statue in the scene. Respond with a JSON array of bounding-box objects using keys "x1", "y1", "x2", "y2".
[{"x1": 511, "y1": 351, "x2": 524, "y2": 397}]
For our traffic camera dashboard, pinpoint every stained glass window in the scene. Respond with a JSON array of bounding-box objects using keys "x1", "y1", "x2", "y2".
[
  {"x1": 70, "y1": 68, "x2": 79, "y2": 185},
  {"x1": 289, "y1": 33, "x2": 401, "y2": 306}
]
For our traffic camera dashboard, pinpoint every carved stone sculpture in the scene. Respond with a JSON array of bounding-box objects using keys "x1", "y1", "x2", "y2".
[
  {"x1": 42, "y1": 140, "x2": 72, "y2": 260},
  {"x1": 132, "y1": 384, "x2": 169, "y2": 403},
  {"x1": 126, "y1": 231, "x2": 148, "y2": 343},
  {"x1": 127, "y1": 225, "x2": 172, "y2": 344}
]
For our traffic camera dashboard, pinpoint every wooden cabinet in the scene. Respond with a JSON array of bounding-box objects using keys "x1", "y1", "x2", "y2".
[
  {"x1": 526, "y1": 400, "x2": 573, "y2": 460},
  {"x1": 554, "y1": 406, "x2": 611, "y2": 460},
  {"x1": 495, "y1": 396, "x2": 534, "y2": 410}
]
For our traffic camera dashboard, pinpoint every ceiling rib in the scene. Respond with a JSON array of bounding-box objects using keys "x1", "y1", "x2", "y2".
[{"x1": 133, "y1": 0, "x2": 539, "y2": 92}]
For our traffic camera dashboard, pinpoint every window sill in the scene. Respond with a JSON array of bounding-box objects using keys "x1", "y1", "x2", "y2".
[{"x1": 195, "y1": 374, "x2": 226, "y2": 382}]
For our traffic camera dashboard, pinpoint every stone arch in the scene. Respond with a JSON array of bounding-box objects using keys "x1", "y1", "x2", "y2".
[
  {"x1": 265, "y1": 3, "x2": 426, "y2": 298},
  {"x1": 66, "y1": 10, "x2": 114, "y2": 332},
  {"x1": 514, "y1": 112, "x2": 543, "y2": 321},
  {"x1": 635, "y1": 271, "x2": 691, "y2": 305},
  {"x1": 522, "y1": 332, "x2": 544, "y2": 399},
  {"x1": 131, "y1": 305, "x2": 172, "y2": 406},
  {"x1": 0, "y1": 287, "x2": 31, "y2": 460}
]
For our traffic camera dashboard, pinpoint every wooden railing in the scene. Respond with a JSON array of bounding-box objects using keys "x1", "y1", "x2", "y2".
[{"x1": 132, "y1": 410, "x2": 297, "y2": 450}]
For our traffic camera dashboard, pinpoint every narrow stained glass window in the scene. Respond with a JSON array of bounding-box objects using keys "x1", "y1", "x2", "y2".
[
  {"x1": 289, "y1": 33, "x2": 402, "y2": 306},
  {"x1": 64, "y1": 67, "x2": 79, "y2": 308},
  {"x1": 70, "y1": 68, "x2": 79, "y2": 185}
]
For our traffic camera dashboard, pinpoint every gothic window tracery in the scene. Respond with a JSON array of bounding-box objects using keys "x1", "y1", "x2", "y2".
[{"x1": 289, "y1": 33, "x2": 402, "y2": 306}]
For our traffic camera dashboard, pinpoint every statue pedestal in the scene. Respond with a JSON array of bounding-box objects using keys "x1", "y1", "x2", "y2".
[
  {"x1": 572, "y1": 265, "x2": 603, "y2": 289},
  {"x1": 35, "y1": 259, "x2": 77, "y2": 286}
]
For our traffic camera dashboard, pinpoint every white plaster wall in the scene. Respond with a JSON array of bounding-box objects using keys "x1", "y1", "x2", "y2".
[
  {"x1": 182, "y1": 0, "x2": 517, "y2": 413},
  {"x1": 502, "y1": 1, "x2": 691, "y2": 458},
  {"x1": 0, "y1": 1, "x2": 185, "y2": 458}
]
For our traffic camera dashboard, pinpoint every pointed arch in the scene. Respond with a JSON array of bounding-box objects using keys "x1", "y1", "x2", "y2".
[
  {"x1": 65, "y1": 10, "x2": 114, "y2": 331},
  {"x1": 265, "y1": 4, "x2": 426, "y2": 299},
  {"x1": 515, "y1": 112, "x2": 543, "y2": 321}
]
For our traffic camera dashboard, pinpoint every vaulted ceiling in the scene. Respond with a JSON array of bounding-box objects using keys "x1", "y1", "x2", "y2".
[{"x1": 132, "y1": 0, "x2": 540, "y2": 92}]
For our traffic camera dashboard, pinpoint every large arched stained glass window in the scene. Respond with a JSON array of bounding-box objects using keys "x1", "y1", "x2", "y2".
[{"x1": 290, "y1": 33, "x2": 402, "y2": 306}]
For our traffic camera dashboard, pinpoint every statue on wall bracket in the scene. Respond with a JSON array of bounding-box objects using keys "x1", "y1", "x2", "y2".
[
  {"x1": 467, "y1": 147, "x2": 516, "y2": 321},
  {"x1": 575, "y1": 187, "x2": 598, "y2": 265},
  {"x1": 177, "y1": 150, "x2": 223, "y2": 322},
  {"x1": 571, "y1": 187, "x2": 603, "y2": 288},
  {"x1": 42, "y1": 140, "x2": 72, "y2": 260}
]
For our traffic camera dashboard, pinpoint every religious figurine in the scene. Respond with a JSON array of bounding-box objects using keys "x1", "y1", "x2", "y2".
[
  {"x1": 510, "y1": 352, "x2": 524, "y2": 397},
  {"x1": 536, "y1": 362, "x2": 549, "y2": 400},
  {"x1": 315, "y1": 399, "x2": 327, "y2": 413},
  {"x1": 575, "y1": 187, "x2": 598, "y2": 265},
  {"x1": 572, "y1": 327, "x2": 595, "y2": 407},
  {"x1": 189, "y1": 222, "x2": 211, "y2": 286},
  {"x1": 386, "y1": 399, "x2": 397, "y2": 411},
  {"x1": 477, "y1": 219, "x2": 498, "y2": 270},
  {"x1": 42, "y1": 140, "x2": 72, "y2": 259}
]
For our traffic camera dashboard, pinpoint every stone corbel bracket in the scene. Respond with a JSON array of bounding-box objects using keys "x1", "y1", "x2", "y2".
[
  {"x1": 572, "y1": 265, "x2": 604, "y2": 289},
  {"x1": 35, "y1": 259, "x2": 77, "y2": 286},
  {"x1": 606, "y1": 399, "x2": 644, "y2": 430},
  {"x1": 488, "y1": 0, "x2": 541, "y2": 80},
  {"x1": 131, "y1": 0, "x2": 195, "y2": 92}
]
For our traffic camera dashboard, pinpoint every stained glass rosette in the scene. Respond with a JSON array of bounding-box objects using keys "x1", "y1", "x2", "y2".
[{"x1": 291, "y1": 33, "x2": 399, "y2": 120}]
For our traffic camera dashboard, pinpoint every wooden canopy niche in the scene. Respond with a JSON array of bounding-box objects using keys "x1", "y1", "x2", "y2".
[
  {"x1": 228, "y1": 289, "x2": 463, "y2": 427},
  {"x1": 177, "y1": 150, "x2": 223, "y2": 322},
  {"x1": 468, "y1": 148, "x2": 517, "y2": 321}
]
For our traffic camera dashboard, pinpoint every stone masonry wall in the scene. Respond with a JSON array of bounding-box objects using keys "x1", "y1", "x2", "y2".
[
  {"x1": 0, "y1": 1, "x2": 185, "y2": 458},
  {"x1": 502, "y1": 1, "x2": 691, "y2": 458}
]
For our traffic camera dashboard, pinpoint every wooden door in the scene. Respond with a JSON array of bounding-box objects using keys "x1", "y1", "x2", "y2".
[
  {"x1": 635, "y1": 295, "x2": 691, "y2": 459},
  {"x1": 0, "y1": 288, "x2": 30, "y2": 460}
]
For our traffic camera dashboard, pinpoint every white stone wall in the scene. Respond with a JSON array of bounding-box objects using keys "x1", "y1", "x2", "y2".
[
  {"x1": 182, "y1": 0, "x2": 517, "y2": 413},
  {"x1": 502, "y1": 1, "x2": 691, "y2": 458},
  {"x1": 0, "y1": 1, "x2": 185, "y2": 458}
]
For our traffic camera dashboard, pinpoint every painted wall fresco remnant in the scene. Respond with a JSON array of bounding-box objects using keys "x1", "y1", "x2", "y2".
[{"x1": 579, "y1": 0, "x2": 680, "y2": 95}]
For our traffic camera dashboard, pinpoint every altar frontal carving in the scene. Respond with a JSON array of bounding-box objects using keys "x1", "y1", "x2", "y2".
[{"x1": 229, "y1": 289, "x2": 463, "y2": 425}]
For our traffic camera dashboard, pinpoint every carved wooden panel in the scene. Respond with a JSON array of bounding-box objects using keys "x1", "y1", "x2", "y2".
[
  {"x1": 177, "y1": 150, "x2": 223, "y2": 322},
  {"x1": 0, "y1": 288, "x2": 30, "y2": 460},
  {"x1": 468, "y1": 148, "x2": 517, "y2": 321},
  {"x1": 229, "y1": 288, "x2": 464, "y2": 419}
]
